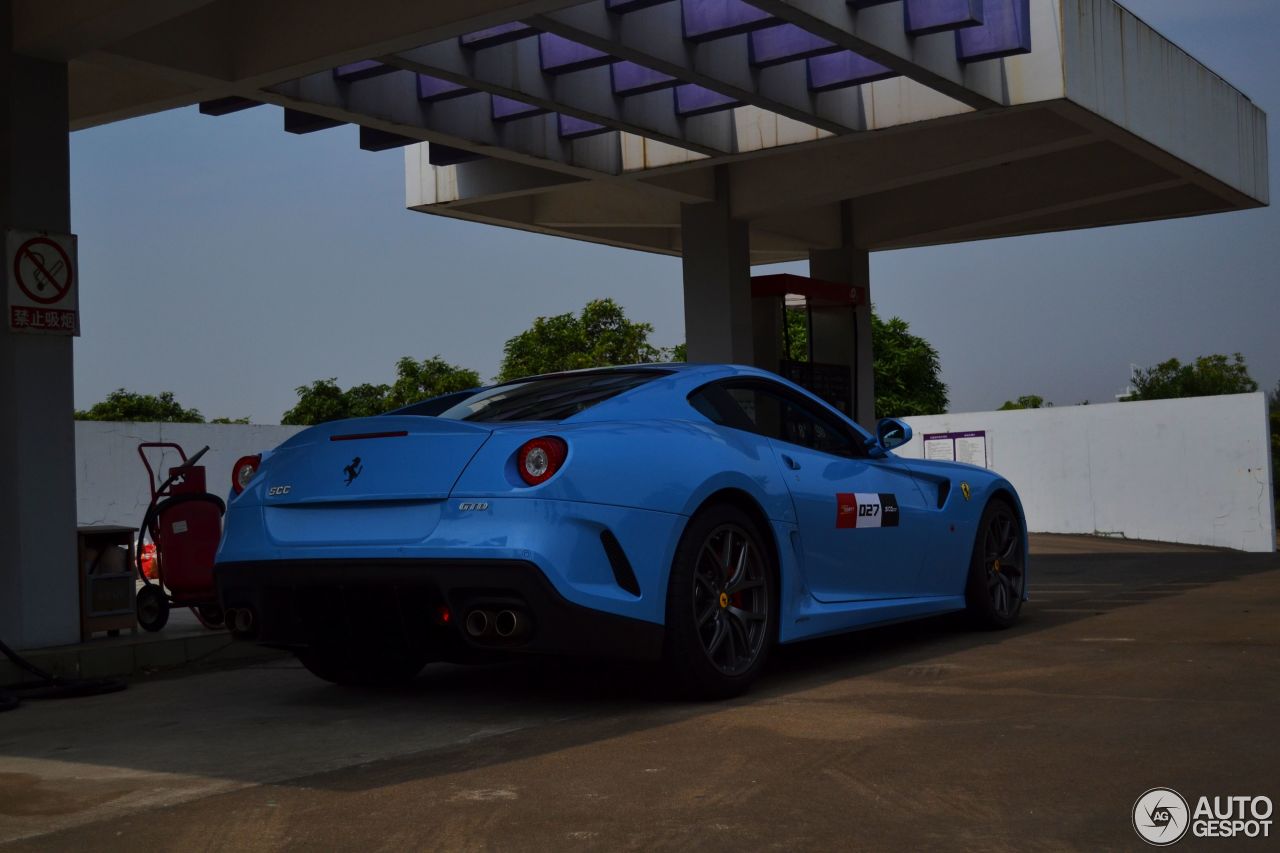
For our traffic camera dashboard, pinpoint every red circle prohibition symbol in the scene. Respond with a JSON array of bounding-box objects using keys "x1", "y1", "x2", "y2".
[{"x1": 13, "y1": 237, "x2": 73, "y2": 305}]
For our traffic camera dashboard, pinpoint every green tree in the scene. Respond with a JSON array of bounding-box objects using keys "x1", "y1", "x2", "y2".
[
  {"x1": 999, "y1": 395, "x2": 1050, "y2": 411},
  {"x1": 75, "y1": 389, "x2": 205, "y2": 423},
  {"x1": 1125, "y1": 353, "x2": 1258, "y2": 401},
  {"x1": 784, "y1": 309, "x2": 808, "y2": 362},
  {"x1": 387, "y1": 356, "x2": 481, "y2": 409},
  {"x1": 281, "y1": 356, "x2": 480, "y2": 425},
  {"x1": 210, "y1": 417, "x2": 251, "y2": 425},
  {"x1": 871, "y1": 313, "x2": 948, "y2": 418},
  {"x1": 281, "y1": 379, "x2": 350, "y2": 426},
  {"x1": 498, "y1": 299, "x2": 662, "y2": 381}
]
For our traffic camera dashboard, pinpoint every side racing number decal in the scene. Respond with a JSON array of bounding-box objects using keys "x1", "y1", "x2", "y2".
[{"x1": 836, "y1": 493, "x2": 900, "y2": 529}]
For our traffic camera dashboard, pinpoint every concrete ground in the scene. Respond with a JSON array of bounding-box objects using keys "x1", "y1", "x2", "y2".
[
  {"x1": 0, "y1": 606, "x2": 281, "y2": 687},
  {"x1": 1, "y1": 535, "x2": 1276, "y2": 851}
]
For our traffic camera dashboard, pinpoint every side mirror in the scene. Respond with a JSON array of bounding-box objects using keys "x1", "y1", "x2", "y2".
[{"x1": 867, "y1": 418, "x2": 912, "y2": 456}]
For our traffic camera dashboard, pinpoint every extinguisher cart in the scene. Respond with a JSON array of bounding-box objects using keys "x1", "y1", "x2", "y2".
[{"x1": 135, "y1": 443, "x2": 227, "y2": 632}]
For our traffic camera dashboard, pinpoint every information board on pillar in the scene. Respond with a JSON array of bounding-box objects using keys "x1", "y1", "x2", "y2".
[{"x1": 5, "y1": 229, "x2": 80, "y2": 336}]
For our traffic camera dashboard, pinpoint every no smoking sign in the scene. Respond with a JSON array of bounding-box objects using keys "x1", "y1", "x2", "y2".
[{"x1": 5, "y1": 229, "x2": 79, "y2": 335}]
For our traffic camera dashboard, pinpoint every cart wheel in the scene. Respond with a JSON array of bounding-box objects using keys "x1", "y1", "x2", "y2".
[
  {"x1": 194, "y1": 605, "x2": 225, "y2": 629},
  {"x1": 136, "y1": 585, "x2": 170, "y2": 633}
]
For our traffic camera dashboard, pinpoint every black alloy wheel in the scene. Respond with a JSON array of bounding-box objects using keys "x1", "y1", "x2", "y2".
[
  {"x1": 965, "y1": 500, "x2": 1025, "y2": 629},
  {"x1": 665, "y1": 504, "x2": 775, "y2": 699}
]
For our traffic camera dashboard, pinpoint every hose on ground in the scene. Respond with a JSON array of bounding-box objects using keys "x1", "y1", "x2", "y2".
[{"x1": 0, "y1": 634, "x2": 127, "y2": 712}]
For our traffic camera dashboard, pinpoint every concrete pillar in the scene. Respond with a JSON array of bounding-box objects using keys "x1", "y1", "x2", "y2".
[
  {"x1": 0, "y1": 23, "x2": 80, "y2": 648},
  {"x1": 809, "y1": 203, "x2": 875, "y2": 430},
  {"x1": 751, "y1": 295, "x2": 783, "y2": 373},
  {"x1": 680, "y1": 167, "x2": 752, "y2": 364}
]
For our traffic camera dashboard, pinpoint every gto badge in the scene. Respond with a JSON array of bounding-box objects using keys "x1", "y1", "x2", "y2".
[
  {"x1": 458, "y1": 502, "x2": 490, "y2": 512},
  {"x1": 960, "y1": 482, "x2": 972, "y2": 501},
  {"x1": 267, "y1": 485, "x2": 291, "y2": 497}
]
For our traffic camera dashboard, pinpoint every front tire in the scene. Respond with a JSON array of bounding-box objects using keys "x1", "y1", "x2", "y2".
[
  {"x1": 663, "y1": 504, "x2": 776, "y2": 700},
  {"x1": 296, "y1": 646, "x2": 426, "y2": 687},
  {"x1": 965, "y1": 499, "x2": 1026, "y2": 629}
]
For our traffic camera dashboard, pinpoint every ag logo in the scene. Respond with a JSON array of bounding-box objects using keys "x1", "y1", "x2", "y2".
[
  {"x1": 1133, "y1": 787, "x2": 1190, "y2": 846},
  {"x1": 960, "y1": 482, "x2": 972, "y2": 501}
]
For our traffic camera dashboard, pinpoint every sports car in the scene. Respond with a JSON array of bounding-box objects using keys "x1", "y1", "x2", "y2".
[{"x1": 215, "y1": 363, "x2": 1027, "y2": 697}]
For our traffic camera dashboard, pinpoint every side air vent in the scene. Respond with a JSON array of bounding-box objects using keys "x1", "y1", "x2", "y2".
[
  {"x1": 937, "y1": 480, "x2": 952, "y2": 509},
  {"x1": 600, "y1": 530, "x2": 641, "y2": 596}
]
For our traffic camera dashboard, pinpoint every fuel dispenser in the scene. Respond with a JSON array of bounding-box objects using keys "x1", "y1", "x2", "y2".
[{"x1": 751, "y1": 273, "x2": 869, "y2": 423}]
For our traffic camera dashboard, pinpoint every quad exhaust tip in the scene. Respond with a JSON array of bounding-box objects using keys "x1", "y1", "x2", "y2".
[
  {"x1": 464, "y1": 608, "x2": 531, "y2": 641},
  {"x1": 494, "y1": 609, "x2": 528, "y2": 639},
  {"x1": 233, "y1": 607, "x2": 255, "y2": 634},
  {"x1": 225, "y1": 607, "x2": 256, "y2": 637},
  {"x1": 465, "y1": 609, "x2": 492, "y2": 638}
]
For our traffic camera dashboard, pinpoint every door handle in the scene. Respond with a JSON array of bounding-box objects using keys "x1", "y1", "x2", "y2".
[{"x1": 781, "y1": 454, "x2": 800, "y2": 470}]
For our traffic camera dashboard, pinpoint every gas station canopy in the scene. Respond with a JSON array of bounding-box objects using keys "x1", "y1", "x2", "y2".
[
  {"x1": 2, "y1": 0, "x2": 1269, "y2": 652},
  {"x1": 40, "y1": 0, "x2": 1267, "y2": 263}
]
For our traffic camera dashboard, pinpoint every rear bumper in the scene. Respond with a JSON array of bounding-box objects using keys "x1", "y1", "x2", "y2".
[{"x1": 214, "y1": 558, "x2": 665, "y2": 662}]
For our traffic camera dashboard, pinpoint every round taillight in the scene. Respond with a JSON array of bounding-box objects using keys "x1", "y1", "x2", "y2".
[
  {"x1": 232, "y1": 454, "x2": 261, "y2": 494},
  {"x1": 517, "y1": 437, "x2": 567, "y2": 486}
]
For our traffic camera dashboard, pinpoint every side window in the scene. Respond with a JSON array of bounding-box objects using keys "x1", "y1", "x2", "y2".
[{"x1": 690, "y1": 380, "x2": 863, "y2": 458}]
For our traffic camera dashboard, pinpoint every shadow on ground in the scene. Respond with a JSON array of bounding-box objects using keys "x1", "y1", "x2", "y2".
[{"x1": 1, "y1": 536, "x2": 1274, "y2": 798}]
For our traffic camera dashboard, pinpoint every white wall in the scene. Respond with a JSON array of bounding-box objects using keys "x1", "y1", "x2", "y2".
[
  {"x1": 76, "y1": 422, "x2": 303, "y2": 531},
  {"x1": 76, "y1": 396, "x2": 1278, "y2": 554},
  {"x1": 899, "y1": 393, "x2": 1275, "y2": 553}
]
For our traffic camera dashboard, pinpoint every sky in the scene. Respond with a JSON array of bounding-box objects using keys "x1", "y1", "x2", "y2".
[{"x1": 68, "y1": 0, "x2": 1279, "y2": 423}]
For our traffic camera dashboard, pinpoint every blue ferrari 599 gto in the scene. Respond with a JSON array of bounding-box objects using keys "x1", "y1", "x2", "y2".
[{"x1": 215, "y1": 364, "x2": 1027, "y2": 697}]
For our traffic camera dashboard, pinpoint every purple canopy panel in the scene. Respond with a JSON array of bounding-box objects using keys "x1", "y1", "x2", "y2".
[
  {"x1": 459, "y1": 22, "x2": 535, "y2": 49},
  {"x1": 956, "y1": 0, "x2": 1031, "y2": 62},
  {"x1": 606, "y1": 0, "x2": 673, "y2": 12},
  {"x1": 903, "y1": 0, "x2": 984, "y2": 36},
  {"x1": 674, "y1": 84, "x2": 740, "y2": 116},
  {"x1": 808, "y1": 51, "x2": 897, "y2": 91},
  {"x1": 491, "y1": 95, "x2": 549, "y2": 121},
  {"x1": 359, "y1": 126, "x2": 417, "y2": 151},
  {"x1": 333, "y1": 60, "x2": 396, "y2": 82},
  {"x1": 749, "y1": 24, "x2": 838, "y2": 67},
  {"x1": 611, "y1": 61, "x2": 678, "y2": 95},
  {"x1": 558, "y1": 114, "x2": 611, "y2": 139},
  {"x1": 416, "y1": 74, "x2": 473, "y2": 101},
  {"x1": 682, "y1": 0, "x2": 777, "y2": 42},
  {"x1": 539, "y1": 33, "x2": 613, "y2": 75}
]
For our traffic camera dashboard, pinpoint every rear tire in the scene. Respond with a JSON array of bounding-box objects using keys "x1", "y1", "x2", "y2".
[
  {"x1": 965, "y1": 499, "x2": 1026, "y2": 629},
  {"x1": 663, "y1": 504, "x2": 776, "y2": 700},
  {"x1": 295, "y1": 646, "x2": 426, "y2": 687}
]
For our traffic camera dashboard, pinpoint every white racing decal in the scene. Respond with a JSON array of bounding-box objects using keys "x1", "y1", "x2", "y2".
[{"x1": 837, "y1": 493, "x2": 900, "y2": 529}]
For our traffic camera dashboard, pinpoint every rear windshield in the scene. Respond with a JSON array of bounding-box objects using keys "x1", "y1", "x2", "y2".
[{"x1": 396, "y1": 370, "x2": 669, "y2": 422}]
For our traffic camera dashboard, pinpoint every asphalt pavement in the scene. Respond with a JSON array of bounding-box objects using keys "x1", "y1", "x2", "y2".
[{"x1": 1, "y1": 535, "x2": 1276, "y2": 851}]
